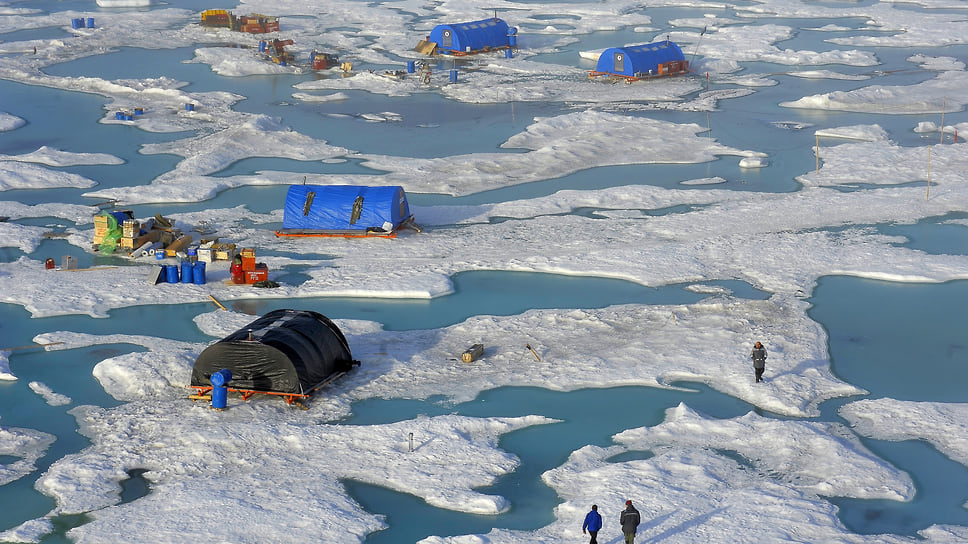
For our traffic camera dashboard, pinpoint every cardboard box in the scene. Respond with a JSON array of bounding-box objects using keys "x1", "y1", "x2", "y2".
[
  {"x1": 240, "y1": 248, "x2": 256, "y2": 271},
  {"x1": 121, "y1": 233, "x2": 149, "y2": 249},
  {"x1": 122, "y1": 219, "x2": 138, "y2": 238},
  {"x1": 213, "y1": 243, "x2": 236, "y2": 261}
]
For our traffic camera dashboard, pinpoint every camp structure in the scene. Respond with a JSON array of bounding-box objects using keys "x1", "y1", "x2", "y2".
[
  {"x1": 190, "y1": 309, "x2": 360, "y2": 405},
  {"x1": 275, "y1": 184, "x2": 419, "y2": 238},
  {"x1": 588, "y1": 39, "x2": 690, "y2": 82},
  {"x1": 414, "y1": 17, "x2": 517, "y2": 56}
]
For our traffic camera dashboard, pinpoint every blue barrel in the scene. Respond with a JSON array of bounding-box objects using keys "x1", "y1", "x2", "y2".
[
  {"x1": 115, "y1": 112, "x2": 123, "y2": 120},
  {"x1": 505, "y1": 48, "x2": 513, "y2": 59},
  {"x1": 211, "y1": 368, "x2": 232, "y2": 387},
  {"x1": 123, "y1": 114, "x2": 133, "y2": 121},
  {"x1": 185, "y1": 103, "x2": 195, "y2": 112},
  {"x1": 508, "y1": 27, "x2": 518, "y2": 47},
  {"x1": 86, "y1": 18, "x2": 95, "y2": 28},
  {"x1": 181, "y1": 261, "x2": 193, "y2": 283},
  {"x1": 210, "y1": 368, "x2": 232, "y2": 410},
  {"x1": 407, "y1": 60, "x2": 415, "y2": 73},
  {"x1": 449, "y1": 69, "x2": 458, "y2": 83},
  {"x1": 259, "y1": 40, "x2": 266, "y2": 52},
  {"x1": 165, "y1": 264, "x2": 179, "y2": 283},
  {"x1": 134, "y1": 107, "x2": 143, "y2": 115},
  {"x1": 211, "y1": 386, "x2": 227, "y2": 409},
  {"x1": 71, "y1": 18, "x2": 81, "y2": 29},
  {"x1": 193, "y1": 262, "x2": 206, "y2": 285}
]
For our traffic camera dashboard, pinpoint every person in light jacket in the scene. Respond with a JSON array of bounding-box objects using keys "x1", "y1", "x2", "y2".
[
  {"x1": 751, "y1": 341, "x2": 768, "y2": 383},
  {"x1": 582, "y1": 504, "x2": 602, "y2": 544},
  {"x1": 620, "y1": 500, "x2": 641, "y2": 544}
]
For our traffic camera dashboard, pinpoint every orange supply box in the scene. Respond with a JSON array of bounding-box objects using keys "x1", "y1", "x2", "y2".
[{"x1": 244, "y1": 263, "x2": 268, "y2": 284}]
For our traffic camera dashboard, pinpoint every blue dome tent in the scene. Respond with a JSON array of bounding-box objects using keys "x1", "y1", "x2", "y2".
[
  {"x1": 592, "y1": 40, "x2": 689, "y2": 80},
  {"x1": 275, "y1": 185, "x2": 417, "y2": 238},
  {"x1": 420, "y1": 17, "x2": 514, "y2": 55}
]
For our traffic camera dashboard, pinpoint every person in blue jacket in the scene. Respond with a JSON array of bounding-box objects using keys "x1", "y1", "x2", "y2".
[{"x1": 582, "y1": 504, "x2": 603, "y2": 543}]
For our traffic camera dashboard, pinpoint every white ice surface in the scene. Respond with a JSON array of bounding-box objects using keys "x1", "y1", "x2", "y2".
[
  {"x1": 0, "y1": 351, "x2": 15, "y2": 381},
  {"x1": 841, "y1": 399, "x2": 968, "y2": 469},
  {"x1": 27, "y1": 382, "x2": 71, "y2": 407},
  {"x1": 3, "y1": 0, "x2": 968, "y2": 542},
  {"x1": 0, "y1": 421, "x2": 55, "y2": 487},
  {"x1": 0, "y1": 112, "x2": 25, "y2": 132}
]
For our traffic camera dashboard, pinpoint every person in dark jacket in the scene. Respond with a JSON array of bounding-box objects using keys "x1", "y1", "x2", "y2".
[
  {"x1": 582, "y1": 504, "x2": 603, "y2": 544},
  {"x1": 751, "y1": 341, "x2": 768, "y2": 383},
  {"x1": 620, "y1": 500, "x2": 641, "y2": 544}
]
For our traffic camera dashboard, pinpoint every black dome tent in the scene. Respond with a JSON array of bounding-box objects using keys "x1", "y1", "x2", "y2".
[{"x1": 190, "y1": 309, "x2": 359, "y2": 404}]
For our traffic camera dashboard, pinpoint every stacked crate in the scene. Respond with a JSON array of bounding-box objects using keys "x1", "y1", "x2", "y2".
[{"x1": 240, "y1": 248, "x2": 268, "y2": 283}]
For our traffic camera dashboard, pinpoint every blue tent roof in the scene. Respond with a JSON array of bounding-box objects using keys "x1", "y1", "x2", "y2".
[
  {"x1": 281, "y1": 185, "x2": 411, "y2": 233},
  {"x1": 428, "y1": 17, "x2": 511, "y2": 54},
  {"x1": 595, "y1": 40, "x2": 686, "y2": 77}
]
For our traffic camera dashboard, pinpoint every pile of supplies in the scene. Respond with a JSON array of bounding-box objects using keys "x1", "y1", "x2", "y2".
[
  {"x1": 230, "y1": 248, "x2": 268, "y2": 284},
  {"x1": 94, "y1": 211, "x2": 192, "y2": 257}
]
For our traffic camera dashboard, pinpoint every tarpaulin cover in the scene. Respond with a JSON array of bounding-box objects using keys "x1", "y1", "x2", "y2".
[
  {"x1": 595, "y1": 40, "x2": 686, "y2": 77},
  {"x1": 281, "y1": 185, "x2": 411, "y2": 232},
  {"x1": 428, "y1": 17, "x2": 510, "y2": 53},
  {"x1": 191, "y1": 309, "x2": 356, "y2": 394}
]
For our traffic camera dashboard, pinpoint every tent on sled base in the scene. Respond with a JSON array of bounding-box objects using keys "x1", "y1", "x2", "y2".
[
  {"x1": 590, "y1": 39, "x2": 689, "y2": 80},
  {"x1": 415, "y1": 17, "x2": 516, "y2": 56},
  {"x1": 275, "y1": 184, "x2": 420, "y2": 238},
  {"x1": 190, "y1": 309, "x2": 360, "y2": 404}
]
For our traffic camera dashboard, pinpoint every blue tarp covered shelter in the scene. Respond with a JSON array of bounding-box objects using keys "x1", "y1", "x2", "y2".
[
  {"x1": 594, "y1": 40, "x2": 688, "y2": 78},
  {"x1": 427, "y1": 17, "x2": 511, "y2": 54},
  {"x1": 279, "y1": 185, "x2": 412, "y2": 236}
]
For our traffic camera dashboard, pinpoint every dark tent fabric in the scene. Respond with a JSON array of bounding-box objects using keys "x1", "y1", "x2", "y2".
[
  {"x1": 595, "y1": 40, "x2": 687, "y2": 77},
  {"x1": 428, "y1": 17, "x2": 510, "y2": 54},
  {"x1": 191, "y1": 309, "x2": 357, "y2": 394},
  {"x1": 280, "y1": 184, "x2": 412, "y2": 233}
]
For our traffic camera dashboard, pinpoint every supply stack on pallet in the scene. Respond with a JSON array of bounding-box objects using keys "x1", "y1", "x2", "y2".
[
  {"x1": 199, "y1": 10, "x2": 279, "y2": 33},
  {"x1": 196, "y1": 240, "x2": 237, "y2": 263},
  {"x1": 93, "y1": 211, "x2": 192, "y2": 257},
  {"x1": 230, "y1": 247, "x2": 269, "y2": 284}
]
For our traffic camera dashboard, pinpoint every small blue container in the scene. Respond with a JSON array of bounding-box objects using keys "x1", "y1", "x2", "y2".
[
  {"x1": 165, "y1": 264, "x2": 179, "y2": 283},
  {"x1": 86, "y1": 18, "x2": 95, "y2": 28},
  {"x1": 181, "y1": 261, "x2": 193, "y2": 283},
  {"x1": 185, "y1": 103, "x2": 195, "y2": 112},
  {"x1": 449, "y1": 69, "x2": 458, "y2": 83},
  {"x1": 154, "y1": 251, "x2": 164, "y2": 260},
  {"x1": 211, "y1": 368, "x2": 232, "y2": 387},
  {"x1": 210, "y1": 368, "x2": 232, "y2": 410},
  {"x1": 407, "y1": 60, "x2": 415, "y2": 73},
  {"x1": 259, "y1": 40, "x2": 266, "y2": 52},
  {"x1": 193, "y1": 262, "x2": 206, "y2": 285}
]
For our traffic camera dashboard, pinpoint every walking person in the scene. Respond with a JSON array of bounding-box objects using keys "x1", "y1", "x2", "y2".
[
  {"x1": 751, "y1": 341, "x2": 768, "y2": 383},
  {"x1": 620, "y1": 499, "x2": 641, "y2": 544},
  {"x1": 582, "y1": 504, "x2": 602, "y2": 544}
]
